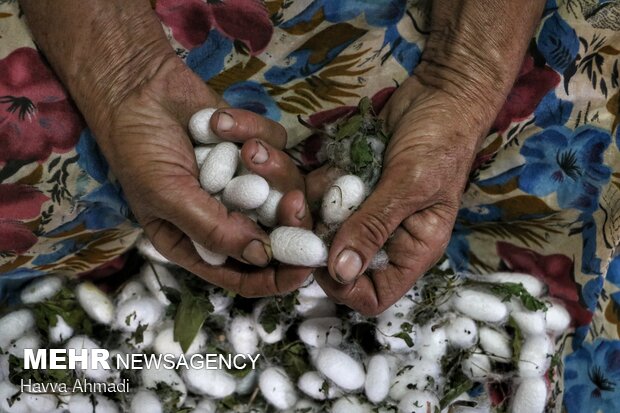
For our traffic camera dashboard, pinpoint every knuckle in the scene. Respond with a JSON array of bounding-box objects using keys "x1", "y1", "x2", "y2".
[{"x1": 356, "y1": 213, "x2": 393, "y2": 251}]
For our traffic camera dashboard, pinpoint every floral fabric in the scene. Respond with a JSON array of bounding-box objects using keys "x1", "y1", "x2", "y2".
[{"x1": 0, "y1": 0, "x2": 619, "y2": 410}]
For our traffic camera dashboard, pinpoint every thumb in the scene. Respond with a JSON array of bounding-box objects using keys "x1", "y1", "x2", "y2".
[{"x1": 327, "y1": 176, "x2": 417, "y2": 284}]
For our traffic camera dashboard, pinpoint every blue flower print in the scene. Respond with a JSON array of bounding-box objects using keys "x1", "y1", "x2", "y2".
[
  {"x1": 564, "y1": 339, "x2": 620, "y2": 413},
  {"x1": 223, "y1": 81, "x2": 281, "y2": 121},
  {"x1": 518, "y1": 126, "x2": 611, "y2": 213},
  {"x1": 76, "y1": 129, "x2": 109, "y2": 184},
  {"x1": 186, "y1": 30, "x2": 234, "y2": 82},
  {"x1": 537, "y1": 12, "x2": 579, "y2": 72},
  {"x1": 534, "y1": 90, "x2": 573, "y2": 128}
]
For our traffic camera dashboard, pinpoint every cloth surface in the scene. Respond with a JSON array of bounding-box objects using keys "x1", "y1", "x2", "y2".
[{"x1": 0, "y1": 0, "x2": 619, "y2": 411}]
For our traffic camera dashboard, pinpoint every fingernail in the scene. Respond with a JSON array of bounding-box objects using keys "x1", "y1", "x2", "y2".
[
  {"x1": 335, "y1": 249, "x2": 363, "y2": 283},
  {"x1": 252, "y1": 141, "x2": 269, "y2": 164},
  {"x1": 296, "y1": 203, "x2": 306, "y2": 221},
  {"x1": 217, "y1": 111, "x2": 235, "y2": 131},
  {"x1": 242, "y1": 240, "x2": 271, "y2": 267}
]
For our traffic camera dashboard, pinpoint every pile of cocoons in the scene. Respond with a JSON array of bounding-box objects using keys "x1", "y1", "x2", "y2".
[{"x1": 0, "y1": 256, "x2": 570, "y2": 413}]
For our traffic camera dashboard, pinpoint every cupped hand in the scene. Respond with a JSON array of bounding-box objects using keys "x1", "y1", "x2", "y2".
[
  {"x1": 312, "y1": 78, "x2": 493, "y2": 316},
  {"x1": 96, "y1": 57, "x2": 312, "y2": 296}
]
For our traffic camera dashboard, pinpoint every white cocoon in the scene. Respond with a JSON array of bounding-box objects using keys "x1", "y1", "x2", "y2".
[
  {"x1": 462, "y1": 352, "x2": 492, "y2": 381},
  {"x1": 256, "y1": 189, "x2": 283, "y2": 227},
  {"x1": 199, "y1": 142, "x2": 239, "y2": 193},
  {"x1": 0, "y1": 309, "x2": 35, "y2": 350},
  {"x1": 479, "y1": 326, "x2": 512, "y2": 361},
  {"x1": 298, "y1": 317, "x2": 343, "y2": 348},
  {"x1": 446, "y1": 316, "x2": 478, "y2": 349},
  {"x1": 295, "y1": 296, "x2": 337, "y2": 318},
  {"x1": 8, "y1": 333, "x2": 40, "y2": 358},
  {"x1": 65, "y1": 335, "x2": 117, "y2": 383},
  {"x1": 259, "y1": 367, "x2": 298, "y2": 410},
  {"x1": 20, "y1": 275, "x2": 62, "y2": 304},
  {"x1": 154, "y1": 326, "x2": 206, "y2": 357},
  {"x1": 545, "y1": 301, "x2": 571, "y2": 335},
  {"x1": 375, "y1": 314, "x2": 417, "y2": 353},
  {"x1": 23, "y1": 393, "x2": 58, "y2": 413},
  {"x1": 398, "y1": 390, "x2": 439, "y2": 413},
  {"x1": 331, "y1": 396, "x2": 372, "y2": 413},
  {"x1": 182, "y1": 367, "x2": 236, "y2": 398},
  {"x1": 511, "y1": 377, "x2": 547, "y2": 413},
  {"x1": 228, "y1": 315, "x2": 259, "y2": 355},
  {"x1": 390, "y1": 359, "x2": 441, "y2": 401},
  {"x1": 115, "y1": 296, "x2": 164, "y2": 332},
  {"x1": 75, "y1": 282, "x2": 115, "y2": 325},
  {"x1": 270, "y1": 227, "x2": 328, "y2": 267},
  {"x1": 474, "y1": 272, "x2": 545, "y2": 297},
  {"x1": 194, "y1": 145, "x2": 215, "y2": 168},
  {"x1": 315, "y1": 347, "x2": 365, "y2": 391},
  {"x1": 188, "y1": 108, "x2": 222, "y2": 144},
  {"x1": 115, "y1": 280, "x2": 146, "y2": 304},
  {"x1": 518, "y1": 335, "x2": 553, "y2": 377},
  {"x1": 140, "y1": 262, "x2": 181, "y2": 305},
  {"x1": 451, "y1": 289, "x2": 508, "y2": 323},
  {"x1": 193, "y1": 399, "x2": 217, "y2": 413},
  {"x1": 512, "y1": 310, "x2": 547, "y2": 337},
  {"x1": 192, "y1": 240, "x2": 227, "y2": 266},
  {"x1": 417, "y1": 324, "x2": 448, "y2": 361},
  {"x1": 141, "y1": 365, "x2": 187, "y2": 406},
  {"x1": 135, "y1": 236, "x2": 170, "y2": 265},
  {"x1": 69, "y1": 394, "x2": 119, "y2": 413},
  {"x1": 297, "y1": 371, "x2": 341, "y2": 400},
  {"x1": 0, "y1": 380, "x2": 29, "y2": 413},
  {"x1": 365, "y1": 354, "x2": 392, "y2": 403},
  {"x1": 223, "y1": 174, "x2": 270, "y2": 210},
  {"x1": 253, "y1": 300, "x2": 285, "y2": 344},
  {"x1": 321, "y1": 174, "x2": 366, "y2": 224},
  {"x1": 131, "y1": 390, "x2": 163, "y2": 413}
]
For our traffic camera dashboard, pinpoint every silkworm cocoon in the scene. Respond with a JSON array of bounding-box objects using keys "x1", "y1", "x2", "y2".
[
  {"x1": 298, "y1": 278, "x2": 328, "y2": 300},
  {"x1": 331, "y1": 396, "x2": 372, "y2": 413},
  {"x1": 390, "y1": 360, "x2": 441, "y2": 401},
  {"x1": 20, "y1": 275, "x2": 62, "y2": 304},
  {"x1": 188, "y1": 108, "x2": 222, "y2": 144},
  {"x1": 375, "y1": 314, "x2": 418, "y2": 353},
  {"x1": 0, "y1": 381, "x2": 30, "y2": 413},
  {"x1": 446, "y1": 316, "x2": 478, "y2": 349},
  {"x1": 297, "y1": 371, "x2": 342, "y2": 400},
  {"x1": 259, "y1": 367, "x2": 298, "y2": 410},
  {"x1": 479, "y1": 326, "x2": 512, "y2": 361},
  {"x1": 545, "y1": 301, "x2": 571, "y2": 335},
  {"x1": 192, "y1": 240, "x2": 228, "y2": 266},
  {"x1": 380, "y1": 293, "x2": 417, "y2": 319},
  {"x1": 115, "y1": 296, "x2": 164, "y2": 332},
  {"x1": 124, "y1": 328, "x2": 155, "y2": 352},
  {"x1": 398, "y1": 390, "x2": 439, "y2": 413},
  {"x1": 0, "y1": 355, "x2": 9, "y2": 382},
  {"x1": 75, "y1": 282, "x2": 115, "y2": 325},
  {"x1": 194, "y1": 145, "x2": 214, "y2": 168},
  {"x1": 298, "y1": 317, "x2": 343, "y2": 348},
  {"x1": 512, "y1": 311, "x2": 546, "y2": 337},
  {"x1": 417, "y1": 324, "x2": 448, "y2": 361},
  {"x1": 368, "y1": 249, "x2": 389, "y2": 270},
  {"x1": 253, "y1": 300, "x2": 285, "y2": 344},
  {"x1": 65, "y1": 335, "x2": 117, "y2": 383},
  {"x1": 315, "y1": 347, "x2": 365, "y2": 391},
  {"x1": 365, "y1": 354, "x2": 392, "y2": 403},
  {"x1": 256, "y1": 189, "x2": 283, "y2": 227},
  {"x1": 511, "y1": 377, "x2": 547, "y2": 413},
  {"x1": 228, "y1": 315, "x2": 259, "y2": 355},
  {"x1": 518, "y1": 335, "x2": 553, "y2": 378},
  {"x1": 182, "y1": 367, "x2": 236, "y2": 399},
  {"x1": 131, "y1": 390, "x2": 162, "y2": 413},
  {"x1": 451, "y1": 289, "x2": 508, "y2": 323},
  {"x1": 23, "y1": 393, "x2": 58, "y2": 413},
  {"x1": 116, "y1": 280, "x2": 147, "y2": 304},
  {"x1": 223, "y1": 174, "x2": 270, "y2": 210},
  {"x1": 154, "y1": 326, "x2": 206, "y2": 357},
  {"x1": 208, "y1": 288, "x2": 234, "y2": 315},
  {"x1": 140, "y1": 262, "x2": 181, "y2": 305},
  {"x1": 286, "y1": 399, "x2": 321, "y2": 413},
  {"x1": 462, "y1": 352, "x2": 492, "y2": 381},
  {"x1": 270, "y1": 227, "x2": 328, "y2": 267},
  {"x1": 199, "y1": 142, "x2": 239, "y2": 193},
  {"x1": 69, "y1": 394, "x2": 119, "y2": 413},
  {"x1": 321, "y1": 174, "x2": 366, "y2": 224},
  {"x1": 141, "y1": 365, "x2": 187, "y2": 406},
  {"x1": 8, "y1": 333, "x2": 40, "y2": 358},
  {"x1": 235, "y1": 369, "x2": 258, "y2": 395},
  {"x1": 295, "y1": 297, "x2": 337, "y2": 318},
  {"x1": 0, "y1": 309, "x2": 35, "y2": 350},
  {"x1": 192, "y1": 398, "x2": 217, "y2": 413},
  {"x1": 474, "y1": 272, "x2": 546, "y2": 297},
  {"x1": 136, "y1": 236, "x2": 170, "y2": 265}
]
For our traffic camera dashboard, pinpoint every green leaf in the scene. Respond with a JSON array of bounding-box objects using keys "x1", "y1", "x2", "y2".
[
  {"x1": 507, "y1": 316, "x2": 523, "y2": 366},
  {"x1": 439, "y1": 373, "x2": 473, "y2": 409},
  {"x1": 335, "y1": 114, "x2": 362, "y2": 140},
  {"x1": 391, "y1": 332, "x2": 414, "y2": 348},
  {"x1": 486, "y1": 282, "x2": 548, "y2": 312},
  {"x1": 350, "y1": 136, "x2": 374, "y2": 171},
  {"x1": 358, "y1": 96, "x2": 372, "y2": 116},
  {"x1": 173, "y1": 294, "x2": 214, "y2": 353}
]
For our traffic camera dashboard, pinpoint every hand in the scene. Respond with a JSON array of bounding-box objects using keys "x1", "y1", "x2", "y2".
[
  {"x1": 312, "y1": 0, "x2": 546, "y2": 315},
  {"x1": 99, "y1": 57, "x2": 313, "y2": 296}
]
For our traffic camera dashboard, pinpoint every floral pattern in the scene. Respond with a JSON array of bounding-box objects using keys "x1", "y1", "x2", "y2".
[{"x1": 0, "y1": 0, "x2": 620, "y2": 411}]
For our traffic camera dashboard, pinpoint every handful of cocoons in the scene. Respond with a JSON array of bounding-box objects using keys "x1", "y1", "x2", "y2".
[
  {"x1": 188, "y1": 99, "x2": 387, "y2": 268},
  {"x1": 0, "y1": 261, "x2": 571, "y2": 413}
]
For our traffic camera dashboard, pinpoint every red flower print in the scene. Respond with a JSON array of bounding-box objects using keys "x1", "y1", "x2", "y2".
[
  {"x1": 492, "y1": 55, "x2": 560, "y2": 132},
  {"x1": 496, "y1": 241, "x2": 593, "y2": 327},
  {"x1": 0, "y1": 183, "x2": 49, "y2": 253},
  {"x1": 156, "y1": 0, "x2": 273, "y2": 54},
  {"x1": 0, "y1": 48, "x2": 84, "y2": 164}
]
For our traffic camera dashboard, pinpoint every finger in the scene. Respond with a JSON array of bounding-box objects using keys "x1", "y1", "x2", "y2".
[
  {"x1": 277, "y1": 190, "x2": 312, "y2": 229},
  {"x1": 156, "y1": 174, "x2": 271, "y2": 267},
  {"x1": 305, "y1": 165, "x2": 344, "y2": 206},
  {"x1": 239, "y1": 139, "x2": 305, "y2": 193},
  {"x1": 211, "y1": 108, "x2": 287, "y2": 149}
]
